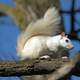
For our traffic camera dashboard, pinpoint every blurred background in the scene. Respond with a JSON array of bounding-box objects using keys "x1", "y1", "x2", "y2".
[{"x1": 0, "y1": 0, "x2": 80, "y2": 80}]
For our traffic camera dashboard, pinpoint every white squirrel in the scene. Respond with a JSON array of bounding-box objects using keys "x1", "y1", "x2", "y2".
[{"x1": 17, "y1": 7, "x2": 73, "y2": 60}]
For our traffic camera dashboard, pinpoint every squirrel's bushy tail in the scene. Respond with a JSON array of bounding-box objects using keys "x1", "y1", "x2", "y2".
[{"x1": 17, "y1": 7, "x2": 62, "y2": 54}]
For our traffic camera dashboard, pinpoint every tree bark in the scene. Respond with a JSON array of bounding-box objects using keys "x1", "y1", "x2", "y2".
[{"x1": 0, "y1": 58, "x2": 69, "y2": 76}]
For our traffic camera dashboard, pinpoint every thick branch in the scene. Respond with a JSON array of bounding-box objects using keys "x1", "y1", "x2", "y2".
[
  {"x1": 0, "y1": 52, "x2": 79, "y2": 79},
  {"x1": 0, "y1": 58, "x2": 69, "y2": 76}
]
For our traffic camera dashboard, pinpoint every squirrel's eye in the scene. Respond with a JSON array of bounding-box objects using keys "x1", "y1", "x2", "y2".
[{"x1": 65, "y1": 40, "x2": 69, "y2": 43}]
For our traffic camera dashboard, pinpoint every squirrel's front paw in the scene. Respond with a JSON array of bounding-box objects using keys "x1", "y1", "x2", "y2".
[
  {"x1": 61, "y1": 56, "x2": 69, "y2": 59},
  {"x1": 39, "y1": 55, "x2": 51, "y2": 60}
]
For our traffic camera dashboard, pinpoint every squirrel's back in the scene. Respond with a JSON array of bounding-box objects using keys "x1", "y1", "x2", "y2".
[{"x1": 17, "y1": 6, "x2": 62, "y2": 55}]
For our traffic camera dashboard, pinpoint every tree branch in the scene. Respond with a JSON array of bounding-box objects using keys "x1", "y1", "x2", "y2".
[
  {"x1": 0, "y1": 52, "x2": 79, "y2": 77},
  {"x1": 0, "y1": 58, "x2": 69, "y2": 76}
]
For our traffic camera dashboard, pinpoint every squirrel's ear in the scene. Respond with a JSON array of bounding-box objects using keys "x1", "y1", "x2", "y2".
[
  {"x1": 61, "y1": 32, "x2": 65, "y2": 39},
  {"x1": 61, "y1": 32, "x2": 65, "y2": 36}
]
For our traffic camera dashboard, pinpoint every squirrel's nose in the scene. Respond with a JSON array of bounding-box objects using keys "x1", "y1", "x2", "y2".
[{"x1": 67, "y1": 44, "x2": 74, "y2": 49}]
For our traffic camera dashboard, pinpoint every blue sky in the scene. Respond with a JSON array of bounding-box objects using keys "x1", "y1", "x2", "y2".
[{"x1": 0, "y1": 0, "x2": 80, "y2": 80}]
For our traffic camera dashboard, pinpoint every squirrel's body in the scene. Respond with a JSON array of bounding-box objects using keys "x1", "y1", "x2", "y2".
[
  {"x1": 19, "y1": 36, "x2": 49, "y2": 59},
  {"x1": 18, "y1": 34, "x2": 73, "y2": 60}
]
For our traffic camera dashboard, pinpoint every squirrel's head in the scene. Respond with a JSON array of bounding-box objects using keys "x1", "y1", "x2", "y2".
[{"x1": 59, "y1": 32, "x2": 73, "y2": 49}]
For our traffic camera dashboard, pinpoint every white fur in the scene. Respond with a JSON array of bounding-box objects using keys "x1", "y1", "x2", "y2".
[
  {"x1": 20, "y1": 36, "x2": 49, "y2": 60},
  {"x1": 19, "y1": 35, "x2": 73, "y2": 60}
]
